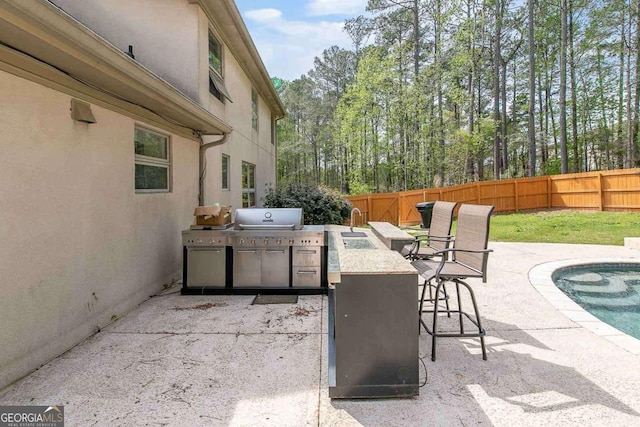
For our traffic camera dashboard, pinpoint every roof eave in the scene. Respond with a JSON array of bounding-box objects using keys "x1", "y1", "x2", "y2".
[{"x1": 0, "y1": 0, "x2": 232, "y2": 137}]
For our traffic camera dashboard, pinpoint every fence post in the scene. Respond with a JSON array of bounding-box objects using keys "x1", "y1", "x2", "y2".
[
  {"x1": 597, "y1": 172, "x2": 604, "y2": 211},
  {"x1": 367, "y1": 196, "x2": 372, "y2": 224},
  {"x1": 547, "y1": 176, "x2": 552, "y2": 208},
  {"x1": 514, "y1": 180, "x2": 519, "y2": 212}
]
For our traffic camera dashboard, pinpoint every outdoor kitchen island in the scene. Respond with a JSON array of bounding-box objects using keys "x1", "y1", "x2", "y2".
[{"x1": 325, "y1": 224, "x2": 419, "y2": 399}]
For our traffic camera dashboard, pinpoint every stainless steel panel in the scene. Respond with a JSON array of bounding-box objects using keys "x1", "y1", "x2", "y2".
[
  {"x1": 292, "y1": 266, "x2": 321, "y2": 287},
  {"x1": 234, "y1": 208, "x2": 303, "y2": 230},
  {"x1": 186, "y1": 248, "x2": 226, "y2": 286},
  {"x1": 182, "y1": 229, "x2": 228, "y2": 246},
  {"x1": 233, "y1": 249, "x2": 261, "y2": 286},
  {"x1": 262, "y1": 248, "x2": 290, "y2": 286},
  {"x1": 292, "y1": 246, "x2": 321, "y2": 266}
]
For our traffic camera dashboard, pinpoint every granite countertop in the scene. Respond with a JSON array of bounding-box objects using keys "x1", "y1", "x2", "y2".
[
  {"x1": 368, "y1": 221, "x2": 414, "y2": 239},
  {"x1": 325, "y1": 225, "x2": 417, "y2": 284}
]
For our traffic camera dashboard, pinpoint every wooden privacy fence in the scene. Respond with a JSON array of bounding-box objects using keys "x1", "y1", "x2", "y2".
[{"x1": 347, "y1": 168, "x2": 640, "y2": 227}]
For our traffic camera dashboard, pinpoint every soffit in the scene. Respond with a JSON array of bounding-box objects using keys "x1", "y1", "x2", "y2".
[
  {"x1": 197, "y1": 0, "x2": 286, "y2": 119},
  {"x1": 0, "y1": 0, "x2": 232, "y2": 136}
]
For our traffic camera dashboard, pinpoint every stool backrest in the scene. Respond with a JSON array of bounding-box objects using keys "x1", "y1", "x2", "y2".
[
  {"x1": 428, "y1": 201, "x2": 457, "y2": 251},
  {"x1": 453, "y1": 204, "x2": 494, "y2": 281}
]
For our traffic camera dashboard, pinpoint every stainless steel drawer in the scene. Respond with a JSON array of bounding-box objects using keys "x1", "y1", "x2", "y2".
[
  {"x1": 292, "y1": 246, "x2": 321, "y2": 266},
  {"x1": 292, "y1": 266, "x2": 321, "y2": 287}
]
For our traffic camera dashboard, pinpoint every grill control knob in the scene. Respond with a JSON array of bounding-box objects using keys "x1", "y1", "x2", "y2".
[
  {"x1": 251, "y1": 239, "x2": 256, "y2": 245},
  {"x1": 239, "y1": 239, "x2": 244, "y2": 245},
  {"x1": 196, "y1": 238, "x2": 203, "y2": 244},
  {"x1": 264, "y1": 239, "x2": 269, "y2": 245},
  {"x1": 276, "y1": 239, "x2": 281, "y2": 245}
]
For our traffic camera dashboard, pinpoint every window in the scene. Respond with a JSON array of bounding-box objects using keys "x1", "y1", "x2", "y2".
[
  {"x1": 242, "y1": 162, "x2": 256, "y2": 207},
  {"x1": 221, "y1": 154, "x2": 229, "y2": 190},
  {"x1": 251, "y1": 88, "x2": 258, "y2": 131},
  {"x1": 208, "y1": 31, "x2": 232, "y2": 102},
  {"x1": 134, "y1": 126, "x2": 170, "y2": 192},
  {"x1": 208, "y1": 31, "x2": 222, "y2": 75}
]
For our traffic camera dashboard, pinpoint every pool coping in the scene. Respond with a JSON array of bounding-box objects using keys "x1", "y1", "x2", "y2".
[{"x1": 529, "y1": 258, "x2": 640, "y2": 356}]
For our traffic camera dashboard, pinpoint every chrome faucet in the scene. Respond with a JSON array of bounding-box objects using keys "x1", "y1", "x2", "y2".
[{"x1": 350, "y1": 207, "x2": 362, "y2": 232}]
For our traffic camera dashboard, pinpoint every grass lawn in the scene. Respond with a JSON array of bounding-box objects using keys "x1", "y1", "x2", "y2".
[{"x1": 485, "y1": 210, "x2": 640, "y2": 245}]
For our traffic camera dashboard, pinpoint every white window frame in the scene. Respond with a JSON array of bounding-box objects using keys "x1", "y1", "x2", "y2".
[
  {"x1": 242, "y1": 161, "x2": 256, "y2": 207},
  {"x1": 134, "y1": 126, "x2": 171, "y2": 193},
  {"x1": 222, "y1": 154, "x2": 230, "y2": 191},
  {"x1": 208, "y1": 30, "x2": 232, "y2": 103}
]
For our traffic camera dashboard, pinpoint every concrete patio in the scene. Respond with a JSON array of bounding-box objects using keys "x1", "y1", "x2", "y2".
[{"x1": 1, "y1": 242, "x2": 640, "y2": 426}]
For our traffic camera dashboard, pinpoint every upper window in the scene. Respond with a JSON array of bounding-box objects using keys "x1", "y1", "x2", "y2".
[
  {"x1": 208, "y1": 31, "x2": 222, "y2": 75},
  {"x1": 222, "y1": 154, "x2": 230, "y2": 191},
  {"x1": 251, "y1": 88, "x2": 259, "y2": 131},
  {"x1": 134, "y1": 126, "x2": 170, "y2": 192},
  {"x1": 209, "y1": 31, "x2": 232, "y2": 103},
  {"x1": 242, "y1": 162, "x2": 256, "y2": 207}
]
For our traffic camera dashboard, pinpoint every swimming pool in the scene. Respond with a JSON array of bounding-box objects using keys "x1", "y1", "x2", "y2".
[{"x1": 553, "y1": 263, "x2": 640, "y2": 340}]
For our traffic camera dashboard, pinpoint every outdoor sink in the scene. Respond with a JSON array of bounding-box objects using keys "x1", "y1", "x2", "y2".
[
  {"x1": 343, "y1": 238, "x2": 375, "y2": 250},
  {"x1": 341, "y1": 231, "x2": 368, "y2": 238}
]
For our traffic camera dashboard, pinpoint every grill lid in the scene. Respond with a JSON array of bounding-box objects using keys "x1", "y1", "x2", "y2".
[{"x1": 234, "y1": 208, "x2": 304, "y2": 230}]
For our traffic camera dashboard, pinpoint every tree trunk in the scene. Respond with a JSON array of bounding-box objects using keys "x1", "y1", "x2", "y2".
[
  {"x1": 633, "y1": 0, "x2": 640, "y2": 166},
  {"x1": 559, "y1": 0, "x2": 568, "y2": 173},
  {"x1": 616, "y1": 6, "x2": 626, "y2": 170},
  {"x1": 569, "y1": 0, "x2": 579, "y2": 172},
  {"x1": 527, "y1": 0, "x2": 536, "y2": 176},
  {"x1": 493, "y1": 0, "x2": 502, "y2": 179}
]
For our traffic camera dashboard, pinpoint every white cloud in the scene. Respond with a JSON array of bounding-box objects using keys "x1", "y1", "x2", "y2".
[
  {"x1": 243, "y1": 8, "x2": 354, "y2": 80},
  {"x1": 306, "y1": 0, "x2": 368, "y2": 16},
  {"x1": 243, "y1": 8, "x2": 282, "y2": 23}
]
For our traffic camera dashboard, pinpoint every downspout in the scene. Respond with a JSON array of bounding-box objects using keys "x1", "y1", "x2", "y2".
[
  {"x1": 274, "y1": 116, "x2": 283, "y2": 187},
  {"x1": 198, "y1": 132, "x2": 228, "y2": 206}
]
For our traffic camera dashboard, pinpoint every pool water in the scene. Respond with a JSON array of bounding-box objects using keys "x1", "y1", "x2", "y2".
[{"x1": 553, "y1": 264, "x2": 640, "y2": 340}]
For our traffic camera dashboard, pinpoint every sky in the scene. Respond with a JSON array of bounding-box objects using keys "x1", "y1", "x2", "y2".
[{"x1": 234, "y1": 0, "x2": 368, "y2": 81}]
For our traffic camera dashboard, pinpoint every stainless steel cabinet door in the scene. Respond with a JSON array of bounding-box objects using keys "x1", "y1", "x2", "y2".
[
  {"x1": 262, "y1": 248, "x2": 290, "y2": 286},
  {"x1": 233, "y1": 249, "x2": 261, "y2": 286},
  {"x1": 187, "y1": 248, "x2": 226, "y2": 286}
]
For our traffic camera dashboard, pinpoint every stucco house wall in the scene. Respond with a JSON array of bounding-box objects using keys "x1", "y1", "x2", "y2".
[
  {"x1": 53, "y1": 0, "x2": 280, "y2": 209},
  {"x1": 0, "y1": 0, "x2": 283, "y2": 389},
  {"x1": 52, "y1": 0, "x2": 201, "y2": 101},
  {"x1": 0, "y1": 71, "x2": 199, "y2": 388},
  {"x1": 203, "y1": 50, "x2": 277, "y2": 207}
]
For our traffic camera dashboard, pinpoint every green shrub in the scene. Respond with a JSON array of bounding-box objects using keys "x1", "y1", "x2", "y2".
[{"x1": 263, "y1": 184, "x2": 352, "y2": 225}]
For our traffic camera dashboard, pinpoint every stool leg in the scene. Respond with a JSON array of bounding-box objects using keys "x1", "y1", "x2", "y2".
[
  {"x1": 441, "y1": 283, "x2": 451, "y2": 317},
  {"x1": 458, "y1": 279, "x2": 488, "y2": 361},
  {"x1": 418, "y1": 278, "x2": 429, "y2": 334},
  {"x1": 431, "y1": 279, "x2": 444, "y2": 361},
  {"x1": 456, "y1": 281, "x2": 464, "y2": 334}
]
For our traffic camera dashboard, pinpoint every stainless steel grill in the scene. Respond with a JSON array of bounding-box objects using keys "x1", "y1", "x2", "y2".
[
  {"x1": 181, "y1": 208, "x2": 327, "y2": 294},
  {"x1": 230, "y1": 208, "x2": 325, "y2": 288}
]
